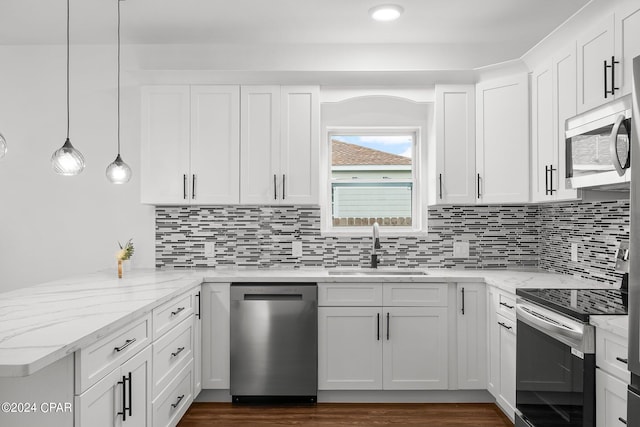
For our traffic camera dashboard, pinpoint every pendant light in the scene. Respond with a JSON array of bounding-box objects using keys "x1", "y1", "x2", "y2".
[
  {"x1": 0, "y1": 133, "x2": 6, "y2": 159},
  {"x1": 106, "y1": 0, "x2": 131, "y2": 184},
  {"x1": 51, "y1": 0, "x2": 85, "y2": 176}
]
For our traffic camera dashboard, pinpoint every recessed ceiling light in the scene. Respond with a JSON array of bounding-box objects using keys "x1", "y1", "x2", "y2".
[{"x1": 369, "y1": 4, "x2": 404, "y2": 22}]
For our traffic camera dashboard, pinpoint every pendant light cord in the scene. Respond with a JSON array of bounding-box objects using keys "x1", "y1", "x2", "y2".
[
  {"x1": 66, "y1": 0, "x2": 70, "y2": 140},
  {"x1": 117, "y1": 0, "x2": 121, "y2": 155}
]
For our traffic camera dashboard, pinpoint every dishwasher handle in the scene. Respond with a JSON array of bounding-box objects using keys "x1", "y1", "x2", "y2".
[{"x1": 243, "y1": 294, "x2": 303, "y2": 301}]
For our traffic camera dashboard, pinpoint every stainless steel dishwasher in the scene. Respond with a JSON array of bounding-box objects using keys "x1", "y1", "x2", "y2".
[{"x1": 230, "y1": 282, "x2": 317, "y2": 403}]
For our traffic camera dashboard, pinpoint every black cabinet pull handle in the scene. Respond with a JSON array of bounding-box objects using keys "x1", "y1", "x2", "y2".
[
  {"x1": 461, "y1": 287, "x2": 465, "y2": 315},
  {"x1": 438, "y1": 173, "x2": 443, "y2": 199},
  {"x1": 171, "y1": 307, "x2": 185, "y2": 316},
  {"x1": 616, "y1": 356, "x2": 628, "y2": 364},
  {"x1": 183, "y1": 174, "x2": 188, "y2": 199},
  {"x1": 282, "y1": 174, "x2": 286, "y2": 200},
  {"x1": 549, "y1": 165, "x2": 556, "y2": 194},
  {"x1": 171, "y1": 347, "x2": 185, "y2": 358},
  {"x1": 274, "y1": 174, "x2": 277, "y2": 200},
  {"x1": 604, "y1": 59, "x2": 609, "y2": 98},
  {"x1": 386, "y1": 312, "x2": 390, "y2": 340},
  {"x1": 545, "y1": 165, "x2": 549, "y2": 195},
  {"x1": 114, "y1": 338, "x2": 136, "y2": 352},
  {"x1": 117, "y1": 375, "x2": 128, "y2": 421},
  {"x1": 498, "y1": 321, "x2": 512, "y2": 330},
  {"x1": 611, "y1": 56, "x2": 619, "y2": 95},
  {"x1": 127, "y1": 372, "x2": 132, "y2": 417},
  {"x1": 196, "y1": 291, "x2": 201, "y2": 319},
  {"x1": 377, "y1": 313, "x2": 380, "y2": 341},
  {"x1": 619, "y1": 417, "x2": 627, "y2": 425},
  {"x1": 477, "y1": 174, "x2": 481, "y2": 198},
  {"x1": 192, "y1": 174, "x2": 196, "y2": 199},
  {"x1": 171, "y1": 394, "x2": 185, "y2": 409},
  {"x1": 499, "y1": 301, "x2": 515, "y2": 310}
]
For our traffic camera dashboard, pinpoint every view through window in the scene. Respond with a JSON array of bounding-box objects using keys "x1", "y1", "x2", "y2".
[{"x1": 330, "y1": 133, "x2": 415, "y2": 228}]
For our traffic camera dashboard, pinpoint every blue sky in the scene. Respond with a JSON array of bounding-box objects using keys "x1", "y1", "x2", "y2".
[{"x1": 333, "y1": 135, "x2": 412, "y2": 158}]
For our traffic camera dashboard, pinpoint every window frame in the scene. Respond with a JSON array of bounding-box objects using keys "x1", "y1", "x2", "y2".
[{"x1": 321, "y1": 126, "x2": 426, "y2": 236}]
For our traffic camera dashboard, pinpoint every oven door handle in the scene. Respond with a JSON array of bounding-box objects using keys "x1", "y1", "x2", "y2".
[
  {"x1": 516, "y1": 302, "x2": 586, "y2": 343},
  {"x1": 610, "y1": 114, "x2": 628, "y2": 177}
]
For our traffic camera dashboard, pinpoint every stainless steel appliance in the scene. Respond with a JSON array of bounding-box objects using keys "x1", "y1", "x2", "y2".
[
  {"x1": 230, "y1": 282, "x2": 317, "y2": 402},
  {"x1": 628, "y1": 54, "x2": 640, "y2": 427},
  {"x1": 565, "y1": 95, "x2": 632, "y2": 190},
  {"x1": 515, "y1": 288, "x2": 628, "y2": 427}
]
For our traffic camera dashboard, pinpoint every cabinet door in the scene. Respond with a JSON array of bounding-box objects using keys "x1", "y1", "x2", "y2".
[
  {"x1": 318, "y1": 307, "x2": 382, "y2": 390},
  {"x1": 240, "y1": 86, "x2": 280, "y2": 204},
  {"x1": 383, "y1": 307, "x2": 448, "y2": 390},
  {"x1": 577, "y1": 14, "x2": 615, "y2": 113},
  {"x1": 553, "y1": 42, "x2": 579, "y2": 200},
  {"x1": 279, "y1": 86, "x2": 319, "y2": 205},
  {"x1": 201, "y1": 283, "x2": 230, "y2": 389},
  {"x1": 193, "y1": 287, "x2": 202, "y2": 397},
  {"x1": 141, "y1": 86, "x2": 191, "y2": 205},
  {"x1": 615, "y1": 2, "x2": 640, "y2": 97},
  {"x1": 531, "y1": 62, "x2": 556, "y2": 202},
  {"x1": 190, "y1": 86, "x2": 240, "y2": 204},
  {"x1": 476, "y1": 74, "x2": 529, "y2": 203},
  {"x1": 596, "y1": 368, "x2": 628, "y2": 427},
  {"x1": 434, "y1": 85, "x2": 476, "y2": 204},
  {"x1": 486, "y1": 287, "x2": 499, "y2": 398},
  {"x1": 496, "y1": 314, "x2": 517, "y2": 419},
  {"x1": 120, "y1": 346, "x2": 152, "y2": 427},
  {"x1": 75, "y1": 369, "x2": 121, "y2": 427},
  {"x1": 456, "y1": 283, "x2": 487, "y2": 389}
]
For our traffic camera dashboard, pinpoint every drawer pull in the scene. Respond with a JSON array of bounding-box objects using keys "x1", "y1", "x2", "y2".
[
  {"x1": 498, "y1": 322, "x2": 513, "y2": 330},
  {"x1": 113, "y1": 338, "x2": 136, "y2": 353},
  {"x1": 170, "y1": 394, "x2": 185, "y2": 409},
  {"x1": 499, "y1": 301, "x2": 514, "y2": 310},
  {"x1": 616, "y1": 356, "x2": 628, "y2": 364},
  {"x1": 171, "y1": 347, "x2": 185, "y2": 358},
  {"x1": 619, "y1": 417, "x2": 627, "y2": 425},
  {"x1": 170, "y1": 307, "x2": 185, "y2": 316}
]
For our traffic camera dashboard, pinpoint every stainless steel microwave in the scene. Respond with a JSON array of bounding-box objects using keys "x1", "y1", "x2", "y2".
[{"x1": 565, "y1": 95, "x2": 632, "y2": 190}]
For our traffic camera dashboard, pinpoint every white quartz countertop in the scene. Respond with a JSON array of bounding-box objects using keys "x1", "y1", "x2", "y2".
[
  {"x1": 0, "y1": 267, "x2": 618, "y2": 377},
  {"x1": 590, "y1": 315, "x2": 629, "y2": 338}
]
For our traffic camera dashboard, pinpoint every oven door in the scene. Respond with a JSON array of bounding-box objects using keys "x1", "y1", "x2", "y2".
[{"x1": 516, "y1": 301, "x2": 595, "y2": 427}]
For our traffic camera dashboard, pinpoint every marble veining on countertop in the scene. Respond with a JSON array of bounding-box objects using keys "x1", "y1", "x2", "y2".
[
  {"x1": 0, "y1": 267, "x2": 619, "y2": 377},
  {"x1": 590, "y1": 314, "x2": 629, "y2": 338}
]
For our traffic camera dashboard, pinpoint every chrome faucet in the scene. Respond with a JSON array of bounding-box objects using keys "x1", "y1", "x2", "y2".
[{"x1": 371, "y1": 222, "x2": 381, "y2": 268}]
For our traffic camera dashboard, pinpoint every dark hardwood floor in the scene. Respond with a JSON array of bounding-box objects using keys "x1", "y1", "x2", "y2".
[{"x1": 177, "y1": 402, "x2": 514, "y2": 426}]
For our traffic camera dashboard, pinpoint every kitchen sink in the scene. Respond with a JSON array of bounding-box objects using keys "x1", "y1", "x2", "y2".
[{"x1": 327, "y1": 269, "x2": 428, "y2": 276}]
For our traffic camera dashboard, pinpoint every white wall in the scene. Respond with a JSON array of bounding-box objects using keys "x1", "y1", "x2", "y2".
[{"x1": 0, "y1": 45, "x2": 155, "y2": 292}]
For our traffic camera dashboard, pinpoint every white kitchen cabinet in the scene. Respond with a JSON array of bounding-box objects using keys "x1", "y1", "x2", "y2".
[
  {"x1": 476, "y1": 74, "x2": 529, "y2": 203},
  {"x1": 434, "y1": 85, "x2": 476, "y2": 204},
  {"x1": 615, "y1": 1, "x2": 640, "y2": 97},
  {"x1": 383, "y1": 306, "x2": 448, "y2": 390},
  {"x1": 596, "y1": 368, "x2": 628, "y2": 427},
  {"x1": 240, "y1": 85, "x2": 319, "y2": 205},
  {"x1": 317, "y1": 307, "x2": 383, "y2": 390},
  {"x1": 456, "y1": 283, "x2": 487, "y2": 390},
  {"x1": 201, "y1": 283, "x2": 230, "y2": 389},
  {"x1": 531, "y1": 61, "x2": 555, "y2": 202},
  {"x1": 76, "y1": 345, "x2": 152, "y2": 427},
  {"x1": 193, "y1": 286, "x2": 202, "y2": 397},
  {"x1": 141, "y1": 85, "x2": 240, "y2": 205}
]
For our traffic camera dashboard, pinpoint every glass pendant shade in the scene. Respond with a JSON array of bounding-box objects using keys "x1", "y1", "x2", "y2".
[
  {"x1": 106, "y1": 153, "x2": 132, "y2": 184},
  {"x1": 0, "y1": 133, "x2": 6, "y2": 159},
  {"x1": 51, "y1": 138, "x2": 85, "y2": 176}
]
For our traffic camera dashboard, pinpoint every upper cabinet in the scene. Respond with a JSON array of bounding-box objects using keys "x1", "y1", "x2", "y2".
[
  {"x1": 142, "y1": 85, "x2": 319, "y2": 206},
  {"x1": 576, "y1": 2, "x2": 640, "y2": 113},
  {"x1": 434, "y1": 85, "x2": 476, "y2": 204},
  {"x1": 141, "y1": 85, "x2": 240, "y2": 205},
  {"x1": 475, "y1": 74, "x2": 530, "y2": 204},
  {"x1": 240, "y1": 86, "x2": 319, "y2": 205}
]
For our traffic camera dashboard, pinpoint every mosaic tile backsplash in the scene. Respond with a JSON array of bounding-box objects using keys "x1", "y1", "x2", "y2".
[{"x1": 156, "y1": 200, "x2": 629, "y2": 285}]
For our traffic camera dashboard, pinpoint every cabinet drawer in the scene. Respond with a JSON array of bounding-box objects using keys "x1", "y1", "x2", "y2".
[
  {"x1": 153, "y1": 291, "x2": 194, "y2": 339},
  {"x1": 596, "y1": 329, "x2": 630, "y2": 382},
  {"x1": 496, "y1": 291, "x2": 516, "y2": 320},
  {"x1": 382, "y1": 283, "x2": 448, "y2": 307},
  {"x1": 153, "y1": 316, "x2": 194, "y2": 398},
  {"x1": 153, "y1": 361, "x2": 193, "y2": 427},
  {"x1": 496, "y1": 313, "x2": 516, "y2": 334},
  {"x1": 76, "y1": 314, "x2": 151, "y2": 393},
  {"x1": 318, "y1": 283, "x2": 382, "y2": 306}
]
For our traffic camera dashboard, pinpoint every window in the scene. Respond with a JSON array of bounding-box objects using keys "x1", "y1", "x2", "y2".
[{"x1": 325, "y1": 130, "x2": 422, "y2": 233}]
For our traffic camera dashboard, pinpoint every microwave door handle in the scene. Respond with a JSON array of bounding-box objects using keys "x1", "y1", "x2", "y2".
[{"x1": 609, "y1": 114, "x2": 627, "y2": 177}]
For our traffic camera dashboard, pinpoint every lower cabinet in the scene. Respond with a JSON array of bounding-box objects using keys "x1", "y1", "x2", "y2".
[
  {"x1": 201, "y1": 282, "x2": 231, "y2": 389},
  {"x1": 152, "y1": 361, "x2": 194, "y2": 427},
  {"x1": 456, "y1": 283, "x2": 487, "y2": 389},
  {"x1": 596, "y1": 368, "x2": 628, "y2": 427},
  {"x1": 193, "y1": 286, "x2": 202, "y2": 397},
  {"x1": 76, "y1": 345, "x2": 153, "y2": 427}
]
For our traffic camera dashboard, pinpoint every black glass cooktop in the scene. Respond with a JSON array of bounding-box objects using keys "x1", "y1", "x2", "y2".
[{"x1": 516, "y1": 287, "x2": 628, "y2": 322}]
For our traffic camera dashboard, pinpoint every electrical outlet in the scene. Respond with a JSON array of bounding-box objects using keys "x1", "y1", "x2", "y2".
[
  {"x1": 204, "y1": 242, "x2": 215, "y2": 257},
  {"x1": 453, "y1": 241, "x2": 469, "y2": 258},
  {"x1": 571, "y1": 243, "x2": 578, "y2": 262},
  {"x1": 292, "y1": 241, "x2": 303, "y2": 257}
]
